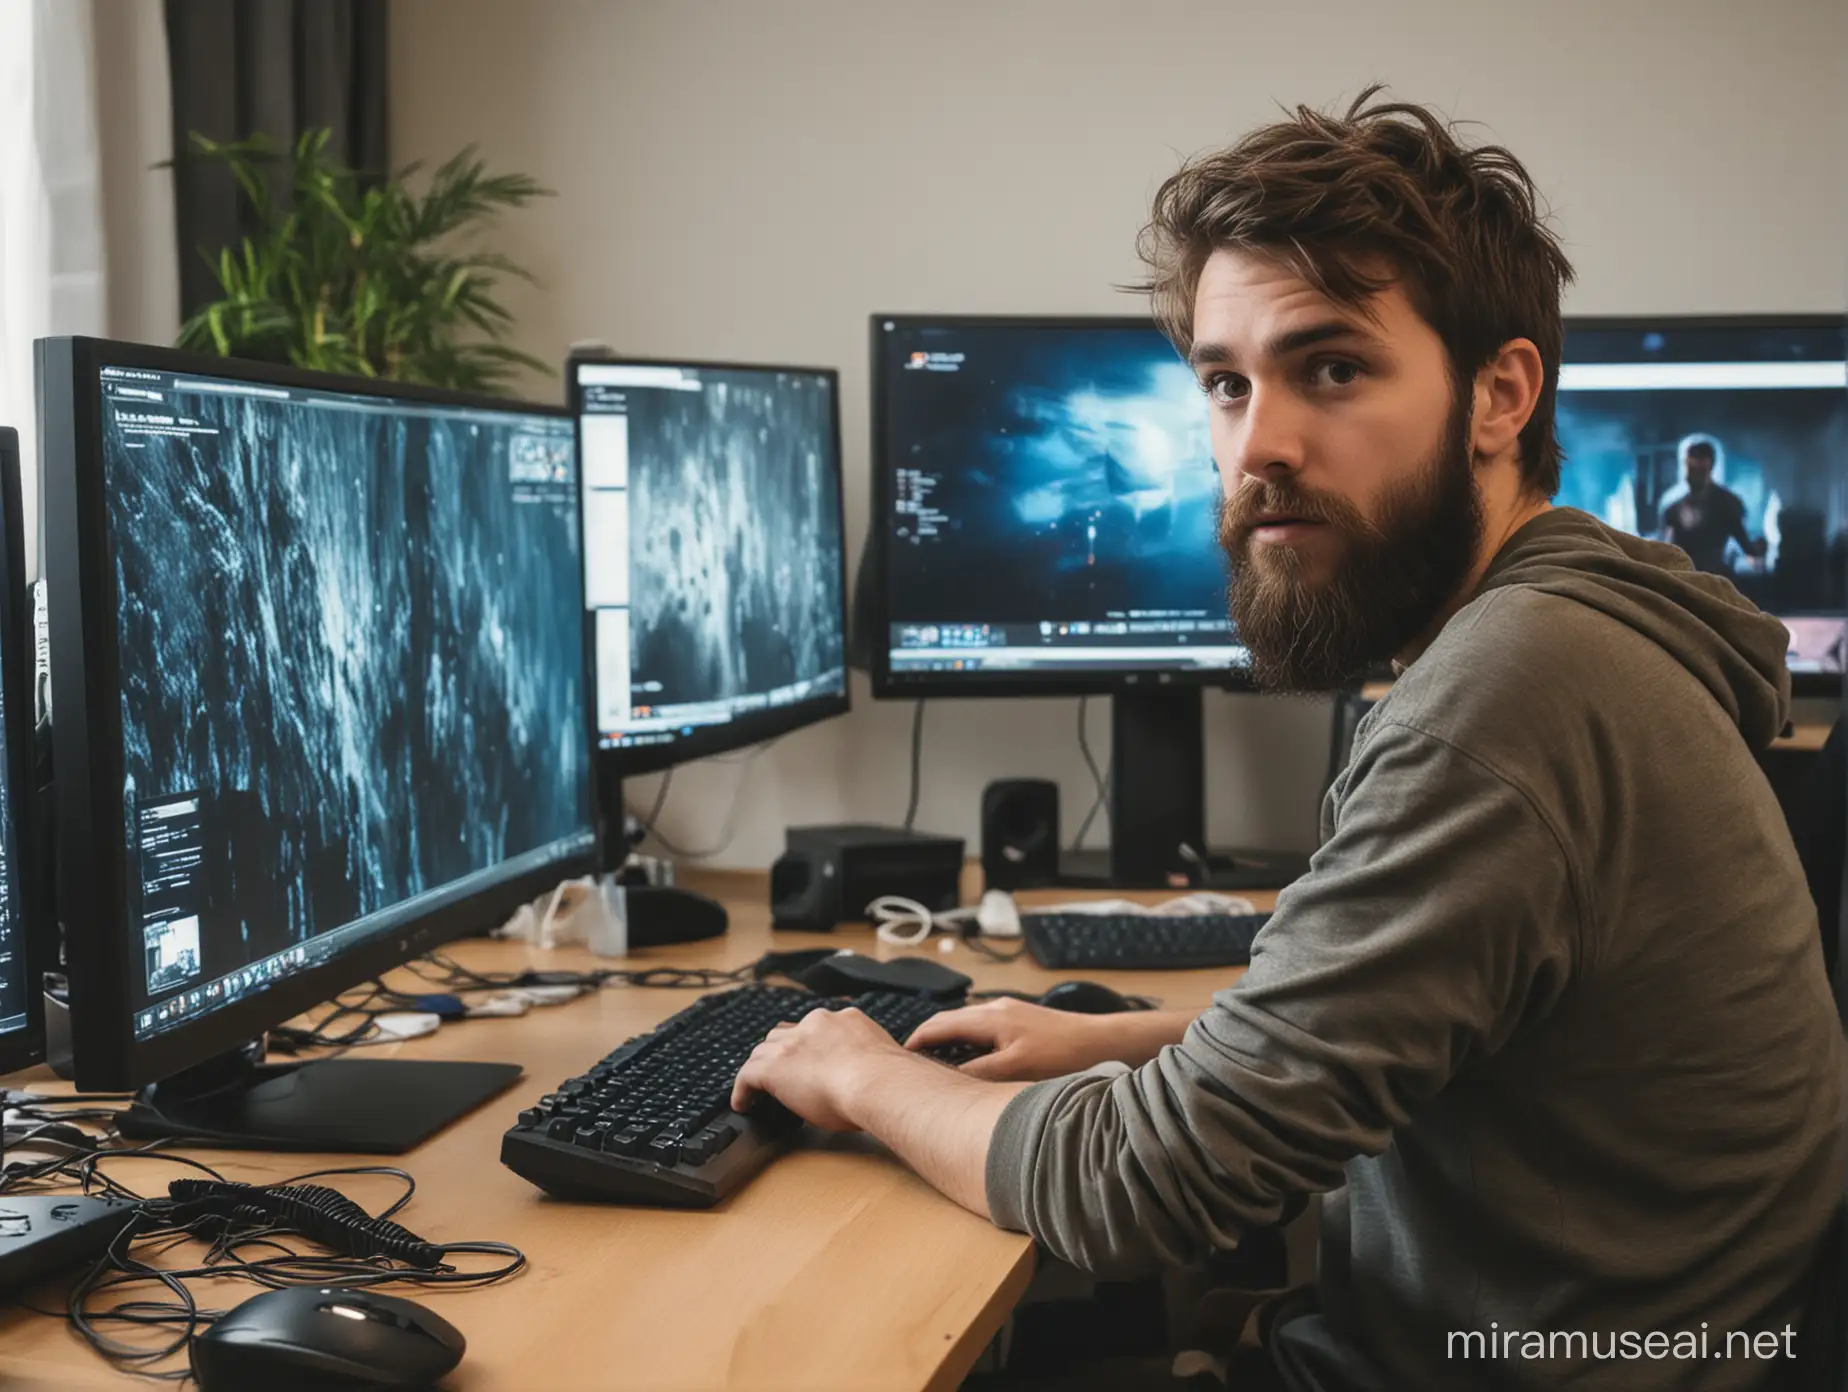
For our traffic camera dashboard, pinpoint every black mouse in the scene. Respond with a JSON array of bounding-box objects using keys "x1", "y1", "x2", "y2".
[
  {"x1": 191, "y1": 1285, "x2": 465, "y2": 1390},
  {"x1": 1038, "y1": 980, "x2": 1137, "y2": 1014}
]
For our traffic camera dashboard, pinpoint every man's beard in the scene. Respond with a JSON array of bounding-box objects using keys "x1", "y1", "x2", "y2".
[{"x1": 1219, "y1": 392, "x2": 1482, "y2": 693}]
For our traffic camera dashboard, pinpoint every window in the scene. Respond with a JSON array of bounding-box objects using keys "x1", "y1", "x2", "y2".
[{"x1": 0, "y1": 0, "x2": 105, "y2": 576}]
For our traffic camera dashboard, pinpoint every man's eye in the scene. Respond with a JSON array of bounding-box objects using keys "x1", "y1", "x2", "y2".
[
  {"x1": 1310, "y1": 359, "x2": 1363, "y2": 388},
  {"x1": 1202, "y1": 373, "x2": 1249, "y2": 405}
]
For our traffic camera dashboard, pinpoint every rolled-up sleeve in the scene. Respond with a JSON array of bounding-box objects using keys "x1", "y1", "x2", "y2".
[{"x1": 984, "y1": 720, "x2": 1584, "y2": 1277}]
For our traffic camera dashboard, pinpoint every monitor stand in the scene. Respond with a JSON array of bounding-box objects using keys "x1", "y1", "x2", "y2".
[
  {"x1": 116, "y1": 1041, "x2": 522, "y2": 1154},
  {"x1": 1052, "y1": 687, "x2": 1310, "y2": 892}
]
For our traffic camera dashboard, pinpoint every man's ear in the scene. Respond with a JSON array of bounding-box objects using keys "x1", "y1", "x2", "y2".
[{"x1": 1470, "y1": 338, "x2": 1545, "y2": 465}]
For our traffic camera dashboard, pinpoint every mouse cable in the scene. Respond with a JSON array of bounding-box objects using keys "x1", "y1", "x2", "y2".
[
  {"x1": 957, "y1": 931, "x2": 1029, "y2": 964},
  {"x1": 407, "y1": 949, "x2": 754, "y2": 995},
  {"x1": 271, "y1": 960, "x2": 760, "y2": 1056},
  {"x1": 0, "y1": 1130, "x2": 232, "y2": 1201},
  {"x1": 18, "y1": 1161, "x2": 526, "y2": 1381}
]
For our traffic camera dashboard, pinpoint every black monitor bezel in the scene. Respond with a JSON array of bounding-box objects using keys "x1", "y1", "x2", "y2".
[
  {"x1": 1561, "y1": 312, "x2": 1846, "y2": 356},
  {"x1": 0, "y1": 428, "x2": 44, "y2": 1075},
  {"x1": 866, "y1": 313, "x2": 1255, "y2": 702},
  {"x1": 39, "y1": 336, "x2": 600, "y2": 1091},
  {"x1": 569, "y1": 353, "x2": 852, "y2": 779},
  {"x1": 1560, "y1": 312, "x2": 1848, "y2": 698}
]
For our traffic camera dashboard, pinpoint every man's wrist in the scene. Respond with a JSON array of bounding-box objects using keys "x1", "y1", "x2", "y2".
[{"x1": 840, "y1": 1046, "x2": 945, "y2": 1131}]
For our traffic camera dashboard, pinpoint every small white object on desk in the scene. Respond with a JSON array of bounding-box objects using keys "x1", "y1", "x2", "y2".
[{"x1": 371, "y1": 1012, "x2": 443, "y2": 1041}]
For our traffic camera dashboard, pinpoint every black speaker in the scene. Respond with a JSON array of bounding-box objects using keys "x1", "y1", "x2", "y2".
[
  {"x1": 981, "y1": 779, "x2": 1061, "y2": 891},
  {"x1": 770, "y1": 824, "x2": 964, "y2": 931}
]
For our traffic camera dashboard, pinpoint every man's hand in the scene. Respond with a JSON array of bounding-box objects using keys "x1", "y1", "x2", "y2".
[
  {"x1": 904, "y1": 999, "x2": 1195, "y2": 1081},
  {"x1": 731, "y1": 1007, "x2": 918, "y2": 1131},
  {"x1": 733, "y1": 1005, "x2": 1046, "y2": 1218}
]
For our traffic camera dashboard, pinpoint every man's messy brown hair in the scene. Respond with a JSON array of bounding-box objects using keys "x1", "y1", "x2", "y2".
[{"x1": 1138, "y1": 86, "x2": 1576, "y2": 496}]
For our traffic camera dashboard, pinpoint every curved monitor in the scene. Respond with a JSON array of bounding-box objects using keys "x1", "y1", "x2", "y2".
[
  {"x1": 39, "y1": 339, "x2": 598, "y2": 1091},
  {"x1": 0, "y1": 428, "x2": 42, "y2": 1076},
  {"x1": 572, "y1": 357, "x2": 850, "y2": 777},
  {"x1": 869, "y1": 315, "x2": 1250, "y2": 699},
  {"x1": 1556, "y1": 315, "x2": 1847, "y2": 692}
]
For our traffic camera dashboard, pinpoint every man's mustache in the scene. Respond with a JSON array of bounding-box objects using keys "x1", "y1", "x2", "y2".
[{"x1": 1218, "y1": 480, "x2": 1379, "y2": 548}]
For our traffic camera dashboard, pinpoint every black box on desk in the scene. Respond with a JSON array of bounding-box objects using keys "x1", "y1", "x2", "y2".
[{"x1": 769, "y1": 824, "x2": 964, "y2": 931}]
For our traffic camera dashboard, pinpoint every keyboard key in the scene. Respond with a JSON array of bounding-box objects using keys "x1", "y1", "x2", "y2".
[
  {"x1": 606, "y1": 1127, "x2": 651, "y2": 1156},
  {"x1": 647, "y1": 1134, "x2": 683, "y2": 1166}
]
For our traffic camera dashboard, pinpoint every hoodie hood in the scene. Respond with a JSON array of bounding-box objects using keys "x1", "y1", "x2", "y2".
[{"x1": 1471, "y1": 507, "x2": 1792, "y2": 749}]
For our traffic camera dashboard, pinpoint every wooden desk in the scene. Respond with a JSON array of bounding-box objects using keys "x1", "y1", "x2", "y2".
[{"x1": 0, "y1": 873, "x2": 1270, "y2": 1392}]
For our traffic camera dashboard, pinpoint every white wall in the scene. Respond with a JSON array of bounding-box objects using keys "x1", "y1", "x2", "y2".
[{"x1": 391, "y1": 0, "x2": 1848, "y2": 869}]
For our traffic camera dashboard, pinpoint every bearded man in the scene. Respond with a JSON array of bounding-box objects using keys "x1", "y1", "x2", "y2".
[{"x1": 733, "y1": 91, "x2": 1846, "y2": 1391}]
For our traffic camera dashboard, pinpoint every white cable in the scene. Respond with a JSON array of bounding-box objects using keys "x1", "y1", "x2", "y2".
[{"x1": 867, "y1": 895, "x2": 981, "y2": 946}]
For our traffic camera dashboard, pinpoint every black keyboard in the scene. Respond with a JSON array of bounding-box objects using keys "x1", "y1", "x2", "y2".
[
  {"x1": 1022, "y1": 911, "x2": 1272, "y2": 970},
  {"x1": 500, "y1": 985, "x2": 977, "y2": 1207}
]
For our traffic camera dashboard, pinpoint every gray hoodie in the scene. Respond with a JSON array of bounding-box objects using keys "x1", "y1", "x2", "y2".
[{"x1": 986, "y1": 508, "x2": 1847, "y2": 1390}]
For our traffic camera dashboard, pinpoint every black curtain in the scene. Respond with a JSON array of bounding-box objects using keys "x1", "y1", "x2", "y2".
[{"x1": 164, "y1": 0, "x2": 390, "y2": 323}]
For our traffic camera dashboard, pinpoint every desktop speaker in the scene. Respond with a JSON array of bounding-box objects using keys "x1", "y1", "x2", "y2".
[
  {"x1": 980, "y1": 779, "x2": 1061, "y2": 891},
  {"x1": 769, "y1": 824, "x2": 964, "y2": 931}
]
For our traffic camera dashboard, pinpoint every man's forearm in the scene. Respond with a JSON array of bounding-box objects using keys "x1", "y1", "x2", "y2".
[{"x1": 844, "y1": 1052, "x2": 1031, "y2": 1217}]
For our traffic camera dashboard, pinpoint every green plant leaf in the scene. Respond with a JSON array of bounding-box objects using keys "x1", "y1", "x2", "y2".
[{"x1": 175, "y1": 124, "x2": 552, "y2": 394}]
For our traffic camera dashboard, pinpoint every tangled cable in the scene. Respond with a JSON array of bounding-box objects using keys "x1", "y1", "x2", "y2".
[{"x1": 4, "y1": 1134, "x2": 524, "y2": 1381}]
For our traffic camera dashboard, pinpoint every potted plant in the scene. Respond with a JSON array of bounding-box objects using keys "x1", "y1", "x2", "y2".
[{"x1": 174, "y1": 128, "x2": 552, "y2": 394}]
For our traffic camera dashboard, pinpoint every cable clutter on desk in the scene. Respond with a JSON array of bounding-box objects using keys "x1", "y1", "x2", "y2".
[{"x1": 1, "y1": 1118, "x2": 522, "y2": 1384}]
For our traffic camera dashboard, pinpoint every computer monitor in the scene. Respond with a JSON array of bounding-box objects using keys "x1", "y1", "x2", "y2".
[
  {"x1": 571, "y1": 356, "x2": 850, "y2": 800},
  {"x1": 1555, "y1": 316, "x2": 1847, "y2": 692},
  {"x1": 0, "y1": 428, "x2": 43, "y2": 1076},
  {"x1": 38, "y1": 339, "x2": 597, "y2": 1149},
  {"x1": 868, "y1": 316, "x2": 1300, "y2": 890},
  {"x1": 871, "y1": 316, "x2": 1243, "y2": 691}
]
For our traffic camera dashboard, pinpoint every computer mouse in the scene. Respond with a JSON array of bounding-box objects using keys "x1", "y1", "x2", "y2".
[
  {"x1": 1037, "y1": 980, "x2": 1137, "y2": 1014},
  {"x1": 191, "y1": 1285, "x2": 466, "y2": 1390}
]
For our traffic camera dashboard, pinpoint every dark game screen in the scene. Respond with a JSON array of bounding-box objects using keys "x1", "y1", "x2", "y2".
[
  {"x1": 1553, "y1": 322, "x2": 1847, "y2": 672},
  {"x1": 882, "y1": 323, "x2": 1225, "y2": 622},
  {"x1": 876, "y1": 321, "x2": 1240, "y2": 677},
  {"x1": 99, "y1": 365, "x2": 593, "y2": 1037}
]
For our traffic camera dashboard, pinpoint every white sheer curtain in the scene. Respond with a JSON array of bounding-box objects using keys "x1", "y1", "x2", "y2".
[{"x1": 0, "y1": 0, "x2": 106, "y2": 577}]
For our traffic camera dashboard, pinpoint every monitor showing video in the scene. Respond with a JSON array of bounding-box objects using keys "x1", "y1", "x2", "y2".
[
  {"x1": 874, "y1": 317, "x2": 1243, "y2": 687},
  {"x1": 1554, "y1": 318, "x2": 1847, "y2": 675}
]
